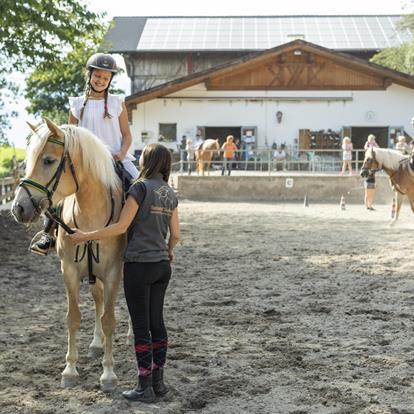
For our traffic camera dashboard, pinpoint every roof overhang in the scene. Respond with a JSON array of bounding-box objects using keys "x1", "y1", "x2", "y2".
[{"x1": 125, "y1": 39, "x2": 414, "y2": 107}]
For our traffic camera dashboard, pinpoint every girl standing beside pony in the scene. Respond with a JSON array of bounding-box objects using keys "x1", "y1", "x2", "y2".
[
  {"x1": 31, "y1": 53, "x2": 138, "y2": 255},
  {"x1": 69, "y1": 143, "x2": 180, "y2": 403},
  {"x1": 364, "y1": 171, "x2": 376, "y2": 211}
]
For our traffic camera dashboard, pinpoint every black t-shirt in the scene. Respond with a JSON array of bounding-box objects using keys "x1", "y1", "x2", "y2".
[
  {"x1": 365, "y1": 173, "x2": 375, "y2": 184},
  {"x1": 124, "y1": 175, "x2": 178, "y2": 263}
]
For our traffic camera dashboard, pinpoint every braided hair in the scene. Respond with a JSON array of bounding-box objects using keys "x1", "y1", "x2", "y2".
[
  {"x1": 79, "y1": 70, "x2": 113, "y2": 122},
  {"x1": 103, "y1": 88, "x2": 112, "y2": 119}
]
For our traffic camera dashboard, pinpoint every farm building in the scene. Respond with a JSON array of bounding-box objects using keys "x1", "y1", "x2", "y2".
[{"x1": 104, "y1": 15, "x2": 413, "y2": 154}]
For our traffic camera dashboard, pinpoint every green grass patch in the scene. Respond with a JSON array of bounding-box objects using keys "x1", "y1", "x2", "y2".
[{"x1": 0, "y1": 146, "x2": 26, "y2": 178}]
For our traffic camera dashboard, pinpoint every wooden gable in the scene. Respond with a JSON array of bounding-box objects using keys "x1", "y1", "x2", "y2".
[
  {"x1": 126, "y1": 40, "x2": 414, "y2": 106},
  {"x1": 206, "y1": 50, "x2": 389, "y2": 91}
]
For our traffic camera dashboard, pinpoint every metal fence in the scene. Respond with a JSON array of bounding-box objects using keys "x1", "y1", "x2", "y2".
[
  {"x1": 0, "y1": 177, "x2": 17, "y2": 205},
  {"x1": 179, "y1": 149, "x2": 367, "y2": 175}
]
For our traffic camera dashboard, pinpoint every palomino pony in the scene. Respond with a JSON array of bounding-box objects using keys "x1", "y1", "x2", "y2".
[
  {"x1": 11, "y1": 119, "x2": 125, "y2": 391},
  {"x1": 360, "y1": 147, "x2": 413, "y2": 225},
  {"x1": 195, "y1": 139, "x2": 220, "y2": 176}
]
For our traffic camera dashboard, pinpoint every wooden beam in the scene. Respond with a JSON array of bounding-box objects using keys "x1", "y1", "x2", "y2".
[{"x1": 126, "y1": 103, "x2": 137, "y2": 123}]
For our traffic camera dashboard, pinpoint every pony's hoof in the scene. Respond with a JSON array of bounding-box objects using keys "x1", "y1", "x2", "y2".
[
  {"x1": 100, "y1": 378, "x2": 118, "y2": 392},
  {"x1": 61, "y1": 375, "x2": 79, "y2": 388},
  {"x1": 88, "y1": 346, "x2": 103, "y2": 358}
]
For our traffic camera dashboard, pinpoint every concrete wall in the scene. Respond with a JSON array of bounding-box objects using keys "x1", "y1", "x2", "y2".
[
  {"x1": 175, "y1": 174, "x2": 396, "y2": 204},
  {"x1": 130, "y1": 84, "x2": 414, "y2": 152}
]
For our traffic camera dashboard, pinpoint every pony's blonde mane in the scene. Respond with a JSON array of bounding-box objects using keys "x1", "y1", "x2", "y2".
[
  {"x1": 203, "y1": 139, "x2": 220, "y2": 150},
  {"x1": 26, "y1": 123, "x2": 51, "y2": 175},
  {"x1": 26, "y1": 123, "x2": 121, "y2": 191},
  {"x1": 367, "y1": 147, "x2": 407, "y2": 170}
]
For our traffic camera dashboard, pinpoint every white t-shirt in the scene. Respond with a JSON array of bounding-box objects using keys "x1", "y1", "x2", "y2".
[
  {"x1": 69, "y1": 94, "x2": 135, "y2": 162},
  {"x1": 342, "y1": 143, "x2": 353, "y2": 161},
  {"x1": 273, "y1": 150, "x2": 286, "y2": 160}
]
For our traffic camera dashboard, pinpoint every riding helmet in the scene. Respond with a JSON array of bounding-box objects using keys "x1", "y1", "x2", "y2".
[{"x1": 86, "y1": 53, "x2": 118, "y2": 73}]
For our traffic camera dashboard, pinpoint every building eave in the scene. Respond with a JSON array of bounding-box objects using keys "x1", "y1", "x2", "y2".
[{"x1": 125, "y1": 39, "x2": 414, "y2": 107}]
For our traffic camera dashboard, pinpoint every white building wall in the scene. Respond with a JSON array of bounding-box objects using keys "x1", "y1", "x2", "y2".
[{"x1": 129, "y1": 83, "x2": 414, "y2": 151}]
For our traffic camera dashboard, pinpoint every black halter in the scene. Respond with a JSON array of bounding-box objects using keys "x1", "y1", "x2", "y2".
[
  {"x1": 361, "y1": 148, "x2": 381, "y2": 176},
  {"x1": 19, "y1": 129, "x2": 117, "y2": 285},
  {"x1": 18, "y1": 135, "x2": 79, "y2": 231}
]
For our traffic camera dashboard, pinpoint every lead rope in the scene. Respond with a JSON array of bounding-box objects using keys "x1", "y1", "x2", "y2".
[{"x1": 72, "y1": 189, "x2": 115, "y2": 284}]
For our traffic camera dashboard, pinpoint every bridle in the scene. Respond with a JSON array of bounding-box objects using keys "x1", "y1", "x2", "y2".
[
  {"x1": 18, "y1": 126, "x2": 116, "y2": 285},
  {"x1": 361, "y1": 149, "x2": 381, "y2": 176},
  {"x1": 18, "y1": 133, "x2": 79, "y2": 232}
]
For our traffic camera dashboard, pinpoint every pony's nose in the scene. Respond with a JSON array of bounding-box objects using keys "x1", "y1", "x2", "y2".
[
  {"x1": 360, "y1": 170, "x2": 367, "y2": 178},
  {"x1": 11, "y1": 201, "x2": 24, "y2": 221}
]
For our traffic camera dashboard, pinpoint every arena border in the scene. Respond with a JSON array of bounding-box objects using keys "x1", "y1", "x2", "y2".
[{"x1": 174, "y1": 174, "x2": 395, "y2": 203}]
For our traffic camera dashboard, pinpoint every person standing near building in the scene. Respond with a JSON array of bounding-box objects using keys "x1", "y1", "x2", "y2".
[
  {"x1": 273, "y1": 144, "x2": 288, "y2": 171},
  {"x1": 234, "y1": 137, "x2": 242, "y2": 169},
  {"x1": 364, "y1": 171, "x2": 376, "y2": 211},
  {"x1": 395, "y1": 135, "x2": 409, "y2": 154},
  {"x1": 341, "y1": 136, "x2": 353, "y2": 175},
  {"x1": 364, "y1": 134, "x2": 379, "y2": 150},
  {"x1": 221, "y1": 135, "x2": 238, "y2": 176},
  {"x1": 69, "y1": 143, "x2": 180, "y2": 403},
  {"x1": 194, "y1": 130, "x2": 204, "y2": 150},
  {"x1": 185, "y1": 138, "x2": 195, "y2": 175}
]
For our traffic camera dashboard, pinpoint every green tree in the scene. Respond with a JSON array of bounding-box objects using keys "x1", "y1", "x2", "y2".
[
  {"x1": 0, "y1": 0, "x2": 104, "y2": 139},
  {"x1": 370, "y1": 13, "x2": 414, "y2": 75},
  {"x1": 371, "y1": 42, "x2": 414, "y2": 75},
  {"x1": 1, "y1": 0, "x2": 102, "y2": 67}
]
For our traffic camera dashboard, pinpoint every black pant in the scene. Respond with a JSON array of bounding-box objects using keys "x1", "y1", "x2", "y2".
[{"x1": 124, "y1": 261, "x2": 171, "y2": 377}]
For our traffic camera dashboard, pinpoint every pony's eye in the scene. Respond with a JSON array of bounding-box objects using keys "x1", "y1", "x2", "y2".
[{"x1": 43, "y1": 158, "x2": 56, "y2": 166}]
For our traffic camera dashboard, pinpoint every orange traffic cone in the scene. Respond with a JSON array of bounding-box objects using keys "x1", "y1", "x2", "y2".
[
  {"x1": 390, "y1": 197, "x2": 396, "y2": 219},
  {"x1": 340, "y1": 194, "x2": 346, "y2": 210},
  {"x1": 304, "y1": 192, "x2": 309, "y2": 207}
]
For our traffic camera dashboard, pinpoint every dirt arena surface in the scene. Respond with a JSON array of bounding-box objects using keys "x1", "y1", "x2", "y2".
[{"x1": 2, "y1": 200, "x2": 414, "y2": 414}]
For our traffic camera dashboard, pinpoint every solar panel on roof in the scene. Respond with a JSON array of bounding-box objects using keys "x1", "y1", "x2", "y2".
[{"x1": 134, "y1": 16, "x2": 411, "y2": 51}]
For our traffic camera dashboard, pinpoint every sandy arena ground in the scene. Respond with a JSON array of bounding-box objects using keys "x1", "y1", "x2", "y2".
[{"x1": 2, "y1": 200, "x2": 414, "y2": 414}]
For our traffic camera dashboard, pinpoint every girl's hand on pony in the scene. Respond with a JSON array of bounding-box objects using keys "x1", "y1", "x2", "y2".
[
  {"x1": 68, "y1": 229, "x2": 90, "y2": 244},
  {"x1": 114, "y1": 151, "x2": 126, "y2": 161}
]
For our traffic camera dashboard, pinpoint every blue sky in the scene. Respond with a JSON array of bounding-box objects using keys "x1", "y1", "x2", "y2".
[{"x1": 7, "y1": 0, "x2": 408, "y2": 148}]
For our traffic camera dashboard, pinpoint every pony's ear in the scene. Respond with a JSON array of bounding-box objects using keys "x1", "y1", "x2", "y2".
[
  {"x1": 26, "y1": 121, "x2": 37, "y2": 133},
  {"x1": 43, "y1": 117, "x2": 65, "y2": 139}
]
